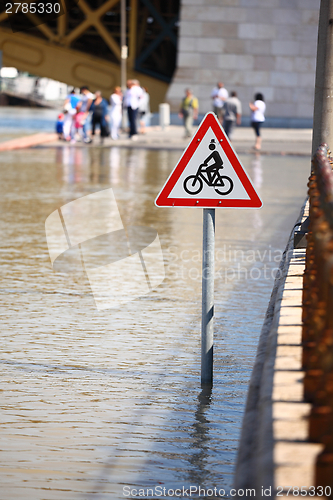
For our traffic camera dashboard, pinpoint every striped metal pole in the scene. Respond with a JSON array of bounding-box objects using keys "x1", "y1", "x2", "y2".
[{"x1": 201, "y1": 208, "x2": 215, "y2": 386}]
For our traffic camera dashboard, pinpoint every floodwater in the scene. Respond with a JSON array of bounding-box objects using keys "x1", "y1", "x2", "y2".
[{"x1": 0, "y1": 113, "x2": 310, "y2": 500}]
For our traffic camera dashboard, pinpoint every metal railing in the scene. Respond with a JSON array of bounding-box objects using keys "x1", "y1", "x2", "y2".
[{"x1": 302, "y1": 144, "x2": 333, "y2": 487}]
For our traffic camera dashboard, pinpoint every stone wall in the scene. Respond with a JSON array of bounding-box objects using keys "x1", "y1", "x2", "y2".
[
  {"x1": 235, "y1": 201, "x2": 323, "y2": 493},
  {"x1": 166, "y1": 0, "x2": 320, "y2": 126}
]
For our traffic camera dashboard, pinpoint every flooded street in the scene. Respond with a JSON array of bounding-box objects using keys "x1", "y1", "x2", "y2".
[{"x1": 0, "y1": 135, "x2": 309, "y2": 499}]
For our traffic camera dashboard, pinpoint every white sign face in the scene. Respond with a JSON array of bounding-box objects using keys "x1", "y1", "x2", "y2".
[
  {"x1": 155, "y1": 112, "x2": 262, "y2": 209},
  {"x1": 168, "y1": 126, "x2": 250, "y2": 201}
]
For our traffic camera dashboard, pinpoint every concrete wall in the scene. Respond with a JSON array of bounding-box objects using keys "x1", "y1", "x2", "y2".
[{"x1": 166, "y1": 0, "x2": 320, "y2": 127}]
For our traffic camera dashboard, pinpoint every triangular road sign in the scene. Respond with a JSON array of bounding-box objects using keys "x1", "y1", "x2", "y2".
[{"x1": 155, "y1": 112, "x2": 262, "y2": 208}]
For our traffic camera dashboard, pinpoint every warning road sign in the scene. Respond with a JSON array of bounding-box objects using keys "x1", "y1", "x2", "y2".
[{"x1": 155, "y1": 112, "x2": 262, "y2": 208}]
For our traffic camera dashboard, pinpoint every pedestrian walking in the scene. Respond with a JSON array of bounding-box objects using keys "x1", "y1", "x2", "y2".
[
  {"x1": 90, "y1": 91, "x2": 109, "y2": 144},
  {"x1": 123, "y1": 79, "x2": 143, "y2": 139},
  {"x1": 66, "y1": 88, "x2": 81, "y2": 110},
  {"x1": 109, "y1": 86, "x2": 123, "y2": 140},
  {"x1": 62, "y1": 103, "x2": 76, "y2": 142},
  {"x1": 138, "y1": 87, "x2": 150, "y2": 134},
  {"x1": 56, "y1": 113, "x2": 64, "y2": 140},
  {"x1": 63, "y1": 88, "x2": 80, "y2": 142},
  {"x1": 179, "y1": 88, "x2": 199, "y2": 138},
  {"x1": 249, "y1": 93, "x2": 266, "y2": 151},
  {"x1": 223, "y1": 91, "x2": 242, "y2": 140},
  {"x1": 211, "y1": 82, "x2": 228, "y2": 124}
]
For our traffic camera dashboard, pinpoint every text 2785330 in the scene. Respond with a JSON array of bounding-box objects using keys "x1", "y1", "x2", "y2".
[{"x1": 5, "y1": 2, "x2": 61, "y2": 14}]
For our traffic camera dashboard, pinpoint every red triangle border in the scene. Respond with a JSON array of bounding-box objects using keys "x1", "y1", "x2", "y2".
[{"x1": 155, "y1": 112, "x2": 263, "y2": 209}]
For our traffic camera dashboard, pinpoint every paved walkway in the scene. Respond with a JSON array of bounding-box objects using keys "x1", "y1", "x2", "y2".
[
  {"x1": 0, "y1": 125, "x2": 313, "y2": 156},
  {"x1": 47, "y1": 126, "x2": 313, "y2": 156},
  {"x1": 0, "y1": 132, "x2": 58, "y2": 151}
]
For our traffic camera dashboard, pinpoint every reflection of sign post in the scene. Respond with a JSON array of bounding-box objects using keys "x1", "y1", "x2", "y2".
[{"x1": 155, "y1": 112, "x2": 262, "y2": 386}]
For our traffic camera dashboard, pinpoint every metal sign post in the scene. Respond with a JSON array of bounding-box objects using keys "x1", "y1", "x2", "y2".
[
  {"x1": 201, "y1": 208, "x2": 215, "y2": 386},
  {"x1": 155, "y1": 113, "x2": 262, "y2": 387}
]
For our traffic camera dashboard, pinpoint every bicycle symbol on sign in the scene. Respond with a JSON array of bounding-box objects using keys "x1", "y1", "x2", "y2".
[{"x1": 183, "y1": 139, "x2": 234, "y2": 196}]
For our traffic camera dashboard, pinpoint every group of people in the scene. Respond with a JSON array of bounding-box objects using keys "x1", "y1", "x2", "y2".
[
  {"x1": 56, "y1": 80, "x2": 150, "y2": 144},
  {"x1": 56, "y1": 80, "x2": 266, "y2": 149},
  {"x1": 179, "y1": 82, "x2": 266, "y2": 150}
]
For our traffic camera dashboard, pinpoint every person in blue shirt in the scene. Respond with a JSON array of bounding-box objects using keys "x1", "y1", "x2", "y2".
[
  {"x1": 67, "y1": 88, "x2": 81, "y2": 110},
  {"x1": 56, "y1": 113, "x2": 64, "y2": 140}
]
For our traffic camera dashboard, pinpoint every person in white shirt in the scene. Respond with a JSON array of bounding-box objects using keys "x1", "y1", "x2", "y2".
[
  {"x1": 62, "y1": 102, "x2": 76, "y2": 142},
  {"x1": 249, "y1": 93, "x2": 266, "y2": 151},
  {"x1": 109, "y1": 86, "x2": 123, "y2": 140},
  {"x1": 211, "y1": 82, "x2": 228, "y2": 124},
  {"x1": 123, "y1": 79, "x2": 143, "y2": 139},
  {"x1": 138, "y1": 87, "x2": 150, "y2": 134},
  {"x1": 63, "y1": 89, "x2": 80, "y2": 142}
]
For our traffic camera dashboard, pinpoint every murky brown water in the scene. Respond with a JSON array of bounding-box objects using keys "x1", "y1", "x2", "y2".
[{"x1": 0, "y1": 141, "x2": 309, "y2": 499}]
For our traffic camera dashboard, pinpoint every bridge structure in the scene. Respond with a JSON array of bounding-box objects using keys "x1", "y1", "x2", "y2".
[
  {"x1": 0, "y1": 0, "x2": 322, "y2": 123},
  {"x1": 0, "y1": 0, "x2": 180, "y2": 110}
]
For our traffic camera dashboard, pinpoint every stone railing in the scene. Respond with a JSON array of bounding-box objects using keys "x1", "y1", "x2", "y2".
[
  {"x1": 235, "y1": 146, "x2": 333, "y2": 497},
  {"x1": 303, "y1": 144, "x2": 333, "y2": 490}
]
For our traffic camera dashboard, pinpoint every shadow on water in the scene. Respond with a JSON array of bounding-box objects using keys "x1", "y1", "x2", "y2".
[{"x1": 188, "y1": 385, "x2": 213, "y2": 485}]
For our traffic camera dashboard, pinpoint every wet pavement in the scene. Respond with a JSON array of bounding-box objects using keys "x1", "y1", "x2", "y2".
[
  {"x1": 42, "y1": 125, "x2": 312, "y2": 157},
  {"x1": 0, "y1": 106, "x2": 312, "y2": 156},
  {"x1": 0, "y1": 137, "x2": 311, "y2": 500}
]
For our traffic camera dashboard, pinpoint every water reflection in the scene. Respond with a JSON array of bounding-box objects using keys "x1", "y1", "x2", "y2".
[
  {"x1": 189, "y1": 386, "x2": 213, "y2": 484},
  {"x1": 109, "y1": 147, "x2": 122, "y2": 184},
  {"x1": 56, "y1": 146, "x2": 90, "y2": 184},
  {"x1": 248, "y1": 152, "x2": 263, "y2": 235},
  {"x1": 56, "y1": 146, "x2": 113, "y2": 184},
  {"x1": 0, "y1": 143, "x2": 310, "y2": 499},
  {"x1": 250, "y1": 152, "x2": 263, "y2": 191}
]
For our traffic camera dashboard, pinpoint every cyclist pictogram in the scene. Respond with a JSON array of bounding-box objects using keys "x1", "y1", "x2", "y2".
[
  {"x1": 183, "y1": 139, "x2": 234, "y2": 196},
  {"x1": 155, "y1": 112, "x2": 262, "y2": 208}
]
